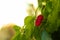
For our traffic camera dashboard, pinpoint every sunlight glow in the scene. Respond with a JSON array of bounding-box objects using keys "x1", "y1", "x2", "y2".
[{"x1": 0, "y1": 0, "x2": 38, "y2": 28}]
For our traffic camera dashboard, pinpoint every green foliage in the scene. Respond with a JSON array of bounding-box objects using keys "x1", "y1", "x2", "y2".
[
  {"x1": 24, "y1": 16, "x2": 35, "y2": 25},
  {"x1": 11, "y1": 0, "x2": 60, "y2": 40},
  {"x1": 12, "y1": 32, "x2": 21, "y2": 40},
  {"x1": 38, "y1": 0, "x2": 60, "y2": 33},
  {"x1": 13, "y1": 25, "x2": 21, "y2": 32},
  {"x1": 42, "y1": 1, "x2": 53, "y2": 18},
  {"x1": 33, "y1": 27, "x2": 41, "y2": 40},
  {"x1": 24, "y1": 16, "x2": 35, "y2": 40},
  {"x1": 11, "y1": 25, "x2": 21, "y2": 40},
  {"x1": 46, "y1": 0, "x2": 60, "y2": 33},
  {"x1": 57, "y1": 19, "x2": 60, "y2": 27}
]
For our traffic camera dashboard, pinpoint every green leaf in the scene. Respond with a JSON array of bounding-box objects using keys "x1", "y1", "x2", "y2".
[
  {"x1": 13, "y1": 25, "x2": 21, "y2": 32},
  {"x1": 24, "y1": 24, "x2": 34, "y2": 40},
  {"x1": 24, "y1": 16, "x2": 35, "y2": 25},
  {"x1": 45, "y1": 0, "x2": 60, "y2": 33},
  {"x1": 46, "y1": 1, "x2": 52, "y2": 13},
  {"x1": 46, "y1": 13, "x2": 58, "y2": 33},
  {"x1": 42, "y1": 1, "x2": 53, "y2": 19},
  {"x1": 11, "y1": 25, "x2": 21, "y2": 40},
  {"x1": 12, "y1": 32, "x2": 21, "y2": 40},
  {"x1": 33, "y1": 27, "x2": 41, "y2": 40},
  {"x1": 24, "y1": 16, "x2": 35, "y2": 40}
]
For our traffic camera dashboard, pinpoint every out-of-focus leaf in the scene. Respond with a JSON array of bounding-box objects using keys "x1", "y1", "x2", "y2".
[
  {"x1": 24, "y1": 16, "x2": 35, "y2": 25},
  {"x1": 46, "y1": 1, "x2": 52, "y2": 13},
  {"x1": 13, "y1": 25, "x2": 21, "y2": 32},
  {"x1": 24, "y1": 16, "x2": 35, "y2": 40},
  {"x1": 12, "y1": 32, "x2": 21, "y2": 40},
  {"x1": 24, "y1": 24, "x2": 34, "y2": 40},
  {"x1": 42, "y1": 1, "x2": 53, "y2": 19},
  {"x1": 46, "y1": 13, "x2": 58, "y2": 33},
  {"x1": 45, "y1": 0, "x2": 60, "y2": 33},
  {"x1": 11, "y1": 25, "x2": 21, "y2": 40},
  {"x1": 33, "y1": 27, "x2": 41, "y2": 40},
  {"x1": 27, "y1": 4, "x2": 35, "y2": 16}
]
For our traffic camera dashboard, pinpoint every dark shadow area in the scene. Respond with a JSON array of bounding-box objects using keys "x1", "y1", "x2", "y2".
[{"x1": 51, "y1": 26, "x2": 60, "y2": 40}]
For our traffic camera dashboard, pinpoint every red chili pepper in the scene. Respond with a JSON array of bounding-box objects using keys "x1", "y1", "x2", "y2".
[{"x1": 35, "y1": 15, "x2": 44, "y2": 27}]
